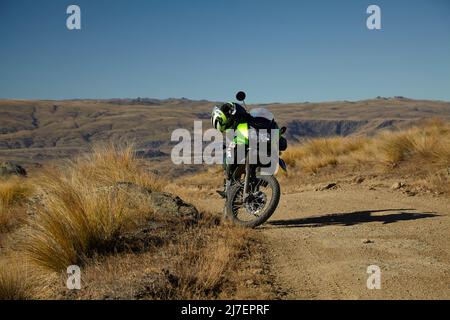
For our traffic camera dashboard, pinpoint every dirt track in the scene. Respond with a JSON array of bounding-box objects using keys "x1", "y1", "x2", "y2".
[{"x1": 262, "y1": 186, "x2": 450, "y2": 299}]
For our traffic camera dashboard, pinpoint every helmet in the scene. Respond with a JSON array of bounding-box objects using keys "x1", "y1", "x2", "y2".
[{"x1": 211, "y1": 103, "x2": 234, "y2": 132}]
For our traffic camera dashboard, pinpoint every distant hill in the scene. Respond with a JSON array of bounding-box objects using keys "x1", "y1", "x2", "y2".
[{"x1": 0, "y1": 97, "x2": 449, "y2": 165}]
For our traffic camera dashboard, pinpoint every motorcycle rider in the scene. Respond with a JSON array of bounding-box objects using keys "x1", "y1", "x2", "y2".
[{"x1": 211, "y1": 101, "x2": 251, "y2": 198}]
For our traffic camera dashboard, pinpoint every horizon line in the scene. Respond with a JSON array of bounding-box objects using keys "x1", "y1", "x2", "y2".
[{"x1": 1, "y1": 96, "x2": 450, "y2": 105}]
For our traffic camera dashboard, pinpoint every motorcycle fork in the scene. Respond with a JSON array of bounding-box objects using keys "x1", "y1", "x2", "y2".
[{"x1": 243, "y1": 153, "x2": 255, "y2": 201}]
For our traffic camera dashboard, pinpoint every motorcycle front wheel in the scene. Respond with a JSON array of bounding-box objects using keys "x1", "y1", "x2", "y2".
[{"x1": 225, "y1": 175, "x2": 280, "y2": 228}]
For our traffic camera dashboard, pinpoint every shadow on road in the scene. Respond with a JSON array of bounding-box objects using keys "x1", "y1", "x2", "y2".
[{"x1": 268, "y1": 209, "x2": 439, "y2": 228}]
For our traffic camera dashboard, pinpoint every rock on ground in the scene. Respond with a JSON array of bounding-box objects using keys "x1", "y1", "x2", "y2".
[{"x1": 0, "y1": 161, "x2": 27, "y2": 177}]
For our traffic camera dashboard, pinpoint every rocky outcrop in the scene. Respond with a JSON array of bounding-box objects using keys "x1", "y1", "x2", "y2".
[
  {"x1": 286, "y1": 120, "x2": 369, "y2": 141},
  {"x1": 104, "y1": 182, "x2": 201, "y2": 222},
  {"x1": 147, "y1": 192, "x2": 200, "y2": 220},
  {"x1": 0, "y1": 161, "x2": 27, "y2": 177}
]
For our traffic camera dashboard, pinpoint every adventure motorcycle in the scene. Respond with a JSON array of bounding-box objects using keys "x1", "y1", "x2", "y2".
[{"x1": 223, "y1": 92, "x2": 287, "y2": 228}]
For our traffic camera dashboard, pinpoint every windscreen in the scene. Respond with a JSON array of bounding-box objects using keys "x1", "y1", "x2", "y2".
[{"x1": 249, "y1": 108, "x2": 274, "y2": 121}]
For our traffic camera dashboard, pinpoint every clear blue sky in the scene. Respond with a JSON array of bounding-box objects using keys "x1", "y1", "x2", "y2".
[{"x1": 0, "y1": 0, "x2": 449, "y2": 102}]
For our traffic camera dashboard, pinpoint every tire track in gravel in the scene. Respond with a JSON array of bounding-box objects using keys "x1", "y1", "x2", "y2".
[{"x1": 260, "y1": 186, "x2": 450, "y2": 299}]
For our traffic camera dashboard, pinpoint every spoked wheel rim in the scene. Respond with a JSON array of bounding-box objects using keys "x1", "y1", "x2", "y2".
[{"x1": 230, "y1": 178, "x2": 274, "y2": 223}]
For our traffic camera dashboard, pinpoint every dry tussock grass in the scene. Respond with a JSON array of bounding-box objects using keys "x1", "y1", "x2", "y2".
[
  {"x1": 283, "y1": 136, "x2": 367, "y2": 173},
  {"x1": 373, "y1": 119, "x2": 450, "y2": 164},
  {"x1": 0, "y1": 257, "x2": 34, "y2": 300},
  {"x1": 0, "y1": 176, "x2": 32, "y2": 232},
  {"x1": 70, "y1": 143, "x2": 164, "y2": 190},
  {"x1": 0, "y1": 176, "x2": 32, "y2": 207},
  {"x1": 170, "y1": 224, "x2": 249, "y2": 299},
  {"x1": 284, "y1": 120, "x2": 450, "y2": 174},
  {"x1": 421, "y1": 169, "x2": 450, "y2": 194},
  {"x1": 1, "y1": 143, "x2": 253, "y2": 300},
  {"x1": 32, "y1": 223, "x2": 252, "y2": 300},
  {"x1": 23, "y1": 143, "x2": 163, "y2": 272}
]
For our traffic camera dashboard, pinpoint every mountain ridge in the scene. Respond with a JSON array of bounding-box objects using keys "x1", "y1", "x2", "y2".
[{"x1": 1, "y1": 97, "x2": 449, "y2": 165}]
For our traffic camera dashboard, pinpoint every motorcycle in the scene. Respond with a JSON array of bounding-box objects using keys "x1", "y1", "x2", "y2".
[{"x1": 223, "y1": 91, "x2": 287, "y2": 228}]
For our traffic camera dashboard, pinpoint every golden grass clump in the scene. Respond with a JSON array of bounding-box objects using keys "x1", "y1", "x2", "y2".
[
  {"x1": 373, "y1": 120, "x2": 450, "y2": 165},
  {"x1": 283, "y1": 136, "x2": 367, "y2": 173},
  {"x1": 173, "y1": 224, "x2": 248, "y2": 299},
  {"x1": 0, "y1": 176, "x2": 32, "y2": 208},
  {"x1": 425, "y1": 169, "x2": 450, "y2": 194},
  {"x1": 0, "y1": 258, "x2": 33, "y2": 300},
  {"x1": 73, "y1": 143, "x2": 164, "y2": 190},
  {"x1": 0, "y1": 176, "x2": 33, "y2": 232},
  {"x1": 0, "y1": 144, "x2": 258, "y2": 300},
  {"x1": 23, "y1": 143, "x2": 163, "y2": 272},
  {"x1": 283, "y1": 120, "x2": 450, "y2": 173}
]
